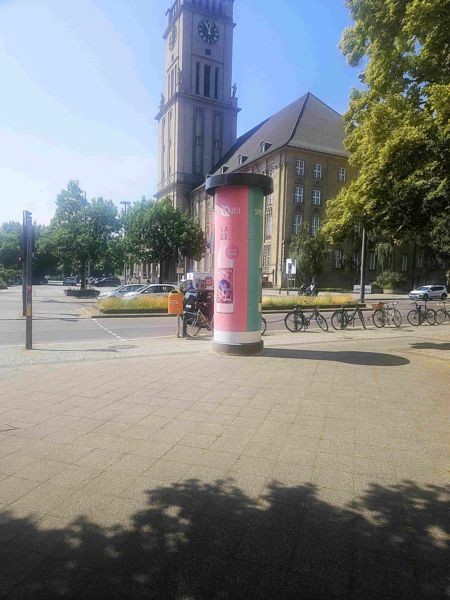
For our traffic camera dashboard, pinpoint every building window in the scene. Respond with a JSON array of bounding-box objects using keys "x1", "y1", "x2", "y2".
[
  {"x1": 195, "y1": 107, "x2": 202, "y2": 118},
  {"x1": 334, "y1": 249, "x2": 343, "y2": 269},
  {"x1": 338, "y1": 167, "x2": 346, "y2": 183},
  {"x1": 260, "y1": 142, "x2": 271, "y2": 154},
  {"x1": 313, "y1": 163, "x2": 322, "y2": 179},
  {"x1": 417, "y1": 254, "x2": 424, "y2": 268},
  {"x1": 293, "y1": 213, "x2": 303, "y2": 235},
  {"x1": 263, "y1": 245, "x2": 271, "y2": 267},
  {"x1": 294, "y1": 186, "x2": 304, "y2": 203},
  {"x1": 214, "y1": 140, "x2": 220, "y2": 149},
  {"x1": 368, "y1": 251, "x2": 376, "y2": 271},
  {"x1": 195, "y1": 136, "x2": 201, "y2": 146},
  {"x1": 312, "y1": 189, "x2": 321, "y2": 205},
  {"x1": 238, "y1": 154, "x2": 248, "y2": 165},
  {"x1": 264, "y1": 207, "x2": 272, "y2": 240},
  {"x1": 295, "y1": 159, "x2": 305, "y2": 176},
  {"x1": 204, "y1": 65, "x2": 211, "y2": 97},
  {"x1": 311, "y1": 215, "x2": 320, "y2": 235},
  {"x1": 401, "y1": 254, "x2": 408, "y2": 272},
  {"x1": 214, "y1": 67, "x2": 219, "y2": 99},
  {"x1": 195, "y1": 165, "x2": 202, "y2": 174},
  {"x1": 195, "y1": 62, "x2": 200, "y2": 95}
]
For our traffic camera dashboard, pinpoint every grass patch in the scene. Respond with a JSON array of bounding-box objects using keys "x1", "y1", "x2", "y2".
[
  {"x1": 262, "y1": 294, "x2": 353, "y2": 310},
  {"x1": 98, "y1": 295, "x2": 169, "y2": 312}
]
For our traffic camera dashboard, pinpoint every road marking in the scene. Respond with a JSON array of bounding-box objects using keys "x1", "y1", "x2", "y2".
[{"x1": 92, "y1": 318, "x2": 125, "y2": 341}]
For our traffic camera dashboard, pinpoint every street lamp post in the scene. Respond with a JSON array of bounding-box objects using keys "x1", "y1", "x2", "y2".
[
  {"x1": 359, "y1": 227, "x2": 367, "y2": 303},
  {"x1": 120, "y1": 201, "x2": 131, "y2": 284}
]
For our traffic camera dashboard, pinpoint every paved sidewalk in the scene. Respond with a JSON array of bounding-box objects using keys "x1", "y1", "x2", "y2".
[{"x1": 0, "y1": 326, "x2": 448, "y2": 599}]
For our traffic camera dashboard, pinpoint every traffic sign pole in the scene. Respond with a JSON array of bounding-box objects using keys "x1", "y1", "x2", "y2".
[{"x1": 25, "y1": 211, "x2": 33, "y2": 350}]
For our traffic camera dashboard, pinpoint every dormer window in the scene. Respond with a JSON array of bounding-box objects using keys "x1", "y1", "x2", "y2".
[
  {"x1": 221, "y1": 165, "x2": 229, "y2": 174},
  {"x1": 260, "y1": 142, "x2": 271, "y2": 154},
  {"x1": 238, "y1": 154, "x2": 248, "y2": 165}
]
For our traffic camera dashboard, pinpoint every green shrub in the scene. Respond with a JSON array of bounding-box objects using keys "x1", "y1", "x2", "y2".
[{"x1": 374, "y1": 271, "x2": 406, "y2": 288}]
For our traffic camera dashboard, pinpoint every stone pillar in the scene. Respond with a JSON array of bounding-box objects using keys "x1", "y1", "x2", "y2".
[{"x1": 206, "y1": 173, "x2": 273, "y2": 355}]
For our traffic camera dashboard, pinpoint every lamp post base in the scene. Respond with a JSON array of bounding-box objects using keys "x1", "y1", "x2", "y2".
[{"x1": 211, "y1": 340, "x2": 264, "y2": 356}]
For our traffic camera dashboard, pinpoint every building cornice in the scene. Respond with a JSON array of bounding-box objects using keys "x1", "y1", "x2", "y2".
[{"x1": 155, "y1": 91, "x2": 240, "y2": 121}]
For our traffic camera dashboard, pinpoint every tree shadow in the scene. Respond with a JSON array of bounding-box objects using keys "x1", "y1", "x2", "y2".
[
  {"x1": 0, "y1": 479, "x2": 447, "y2": 599},
  {"x1": 263, "y1": 348, "x2": 409, "y2": 366},
  {"x1": 410, "y1": 342, "x2": 450, "y2": 351}
]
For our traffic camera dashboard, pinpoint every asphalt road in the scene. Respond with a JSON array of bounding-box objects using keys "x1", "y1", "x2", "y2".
[{"x1": 0, "y1": 282, "x2": 435, "y2": 348}]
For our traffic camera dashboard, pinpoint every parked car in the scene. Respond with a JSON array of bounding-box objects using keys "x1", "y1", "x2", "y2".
[
  {"x1": 95, "y1": 277, "x2": 122, "y2": 287},
  {"x1": 122, "y1": 283, "x2": 177, "y2": 300},
  {"x1": 98, "y1": 284, "x2": 145, "y2": 299},
  {"x1": 409, "y1": 285, "x2": 447, "y2": 301},
  {"x1": 63, "y1": 276, "x2": 78, "y2": 286}
]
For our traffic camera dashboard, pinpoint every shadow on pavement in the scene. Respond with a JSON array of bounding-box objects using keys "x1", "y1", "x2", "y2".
[
  {"x1": 263, "y1": 348, "x2": 409, "y2": 366},
  {"x1": 0, "y1": 479, "x2": 446, "y2": 599},
  {"x1": 410, "y1": 342, "x2": 450, "y2": 351}
]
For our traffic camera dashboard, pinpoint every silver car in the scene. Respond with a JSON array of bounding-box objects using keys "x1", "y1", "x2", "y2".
[
  {"x1": 409, "y1": 285, "x2": 447, "y2": 301},
  {"x1": 98, "y1": 284, "x2": 145, "y2": 299},
  {"x1": 122, "y1": 283, "x2": 177, "y2": 300}
]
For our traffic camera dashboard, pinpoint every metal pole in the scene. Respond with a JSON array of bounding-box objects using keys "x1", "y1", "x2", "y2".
[
  {"x1": 25, "y1": 212, "x2": 33, "y2": 350},
  {"x1": 120, "y1": 201, "x2": 131, "y2": 285},
  {"x1": 359, "y1": 227, "x2": 367, "y2": 303},
  {"x1": 22, "y1": 211, "x2": 27, "y2": 316}
]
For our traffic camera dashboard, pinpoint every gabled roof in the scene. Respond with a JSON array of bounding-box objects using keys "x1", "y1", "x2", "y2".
[{"x1": 212, "y1": 92, "x2": 347, "y2": 175}]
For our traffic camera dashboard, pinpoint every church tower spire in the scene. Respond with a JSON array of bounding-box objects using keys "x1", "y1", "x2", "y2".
[{"x1": 155, "y1": 0, "x2": 239, "y2": 209}]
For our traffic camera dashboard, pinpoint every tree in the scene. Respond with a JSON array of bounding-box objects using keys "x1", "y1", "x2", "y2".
[
  {"x1": 0, "y1": 222, "x2": 21, "y2": 270},
  {"x1": 45, "y1": 181, "x2": 119, "y2": 288},
  {"x1": 324, "y1": 0, "x2": 450, "y2": 261},
  {"x1": 289, "y1": 224, "x2": 329, "y2": 284},
  {"x1": 125, "y1": 198, "x2": 206, "y2": 281}
]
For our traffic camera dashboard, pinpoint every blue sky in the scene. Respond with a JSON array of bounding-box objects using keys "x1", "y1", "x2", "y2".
[{"x1": 0, "y1": 0, "x2": 361, "y2": 225}]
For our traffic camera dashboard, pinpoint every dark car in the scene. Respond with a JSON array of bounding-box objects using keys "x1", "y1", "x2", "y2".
[
  {"x1": 95, "y1": 277, "x2": 122, "y2": 287},
  {"x1": 31, "y1": 276, "x2": 48, "y2": 285},
  {"x1": 183, "y1": 289, "x2": 214, "y2": 321}
]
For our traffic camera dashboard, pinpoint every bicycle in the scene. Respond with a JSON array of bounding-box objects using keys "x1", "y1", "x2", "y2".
[
  {"x1": 184, "y1": 304, "x2": 214, "y2": 337},
  {"x1": 372, "y1": 301, "x2": 402, "y2": 328},
  {"x1": 331, "y1": 302, "x2": 366, "y2": 330},
  {"x1": 407, "y1": 301, "x2": 436, "y2": 326},
  {"x1": 284, "y1": 305, "x2": 328, "y2": 332},
  {"x1": 261, "y1": 316, "x2": 267, "y2": 336},
  {"x1": 435, "y1": 301, "x2": 450, "y2": 325}
]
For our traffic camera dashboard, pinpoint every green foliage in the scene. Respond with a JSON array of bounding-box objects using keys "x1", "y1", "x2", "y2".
[
  {"x1": 325, "y1": 0, "x2": 450, "y2": 260},
  {"x1": 373, "y1": 271, "x2": 406, "y2": 289},
  {"x1": 45, "y1": 181, "x2": 120, "y2": 286},
  {"x1": 0, "y1": 222, "x2": 21, "y2": 270},
  {"x1": 125, "y1": 198, "x2": 206, "y2": 278},
  {"x1": 289, "y1": 224, "x2": 329, "y2": 283}
]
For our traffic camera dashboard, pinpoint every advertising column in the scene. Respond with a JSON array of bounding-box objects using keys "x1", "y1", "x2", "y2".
[{"x1": 206, "y1": 173, "x2": 273, "y2": 355}]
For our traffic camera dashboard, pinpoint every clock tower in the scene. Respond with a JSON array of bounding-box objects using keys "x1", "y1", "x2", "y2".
[{"x1": 156, "y1": 0, "x2": 239, "y2": 209}]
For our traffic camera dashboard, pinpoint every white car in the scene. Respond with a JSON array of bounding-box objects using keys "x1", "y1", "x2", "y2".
[
  {"x1": 122, "y1": 283, "x2": 177, "y2": 300},
  {"x1": 409, "y1": 285, "x2": 447, "y2": 301},
  {"x1": 98, "y1": 284, "x2": 145, "y2": 299}
]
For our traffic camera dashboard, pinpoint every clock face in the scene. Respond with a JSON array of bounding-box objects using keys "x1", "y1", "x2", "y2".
[
  {"x1": 169, "y1": 25, "x2": 177, "y2": 51},
  {"x1": 198, "y1": 19, "x2": 219, "y2": 45}
]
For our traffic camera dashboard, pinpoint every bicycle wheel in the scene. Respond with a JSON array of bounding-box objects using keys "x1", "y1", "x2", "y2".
[
  {"x1": 392, "y1": 309, "x2": 402, "y2": 328},
  {"x1": 186, "y1": 316, "x2": 201, "y2": 337},
  {"x1": 407, "y1": 310, "x2": 420, "y2": 326},
  {"x1": 435, "y1": 309, "x2": 447, "y2": 325},
  {"x1": 372, "y1": 310, "x2": 385, "y2": 328},
  {"x1": 284, "y1": 311, "x2": 304, "y2": 332},
  {"x1": 358, "y1": 310, "x2": 366, "y2": 330},
  {"x1": 331, "y1": 311, "x2": 348, "y2": 330},
  {"x1": 261, "y1": 316, "x2": 267, "y2": 335},
  {"x1": 315, "y1": 313, "x2": 328, "y2": 332},
  {"x1": 425, "y1": 309, "x2": 436, "y2": 325}
]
